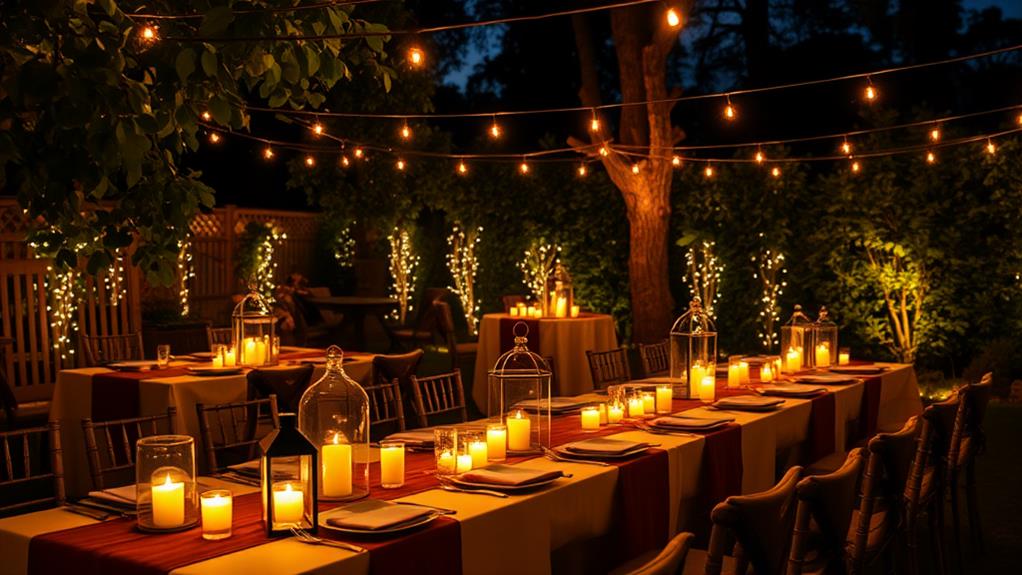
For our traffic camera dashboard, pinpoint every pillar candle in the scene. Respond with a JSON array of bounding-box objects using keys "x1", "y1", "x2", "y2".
[
  {"x1": 212, "y1": 354, "x2": 223, "y2": 368},
  {"x1": 555, "y1": 296, "x2": 568, "y2": 318},
  {"x1": 642, "y1": 392, "x2": 655, "y2": 414},
  {"x1": 151, "y1": 473, "x2": 185, "y2": 529},
  {"x1": 468, "y1": 440, "x2": 488, "y2": 468},
  {"x1": 628, "y1": 396, "x2": 645, "y2": 418},
  {"x1": 243, "y1": 338, "x2": 256, "y2": 365},
  {"x1": 815, "y1": 343, "x2": 831, "y2": 368},
  {"x1": 761, "y1": 363, "x2": 774, "y2": 382},
  {"x1": 456, "y1": 453, "x2": 473, "y2": 473},
  {"x1": 272, "y1": 483, "x2": 304, "y2": 524},
  {"x1": 727, "y1": 363, "x2": 741, "y2": 388},
  {"x1": 580, "y1": 406, "x2": 601, "y2": 430},
  {"x1": 598, "y1": 403, "x2": 608, "y2": 424},
  {"x1": 656, "y1": 384, "x2": 673, "y2": 414},
  {"x1": 200, "y1": 491, "x2": 232, "y2": 537},
  {"x1": 690, "y1": 362, "x2": 708, "y2": 386},
  {"x1": 507, "y1": 410, "x2": 531, "y2": 451},
  {"x1": 380, "y1": 443, "x2": 405, "y2": 488},
  {"x1": 254, "y1": 338, "x2": 267, "y2": 365},
  {"x1": 699, "y1": 375, "x2": 716, "y2": 403},
  {"x1": 224, "y1": 349, "x2": 236, "y2": 367},
  {"x1": 839, "y1": 351, "x2": 850, "y2": 365},
  {"x1": 738, "y1": 361, "x2": 750, "y2": 384},
  {"x1": 509, "y1": 306, "x2": 519, "y2": 317},
  {"x1": 486, "y1": 425, "x2": 507, "y2": 461},
  {"x1": 321, "y1": 435, "x2": 352, "y2": 497},
  {"x1": 608, "y1": 403, "x2": 624, "y2": 423},
  {"x1": 570, "y1": 305, "x2": 580, "y2": 318},
  {"x1": 785, "y1": 347, "x2": 803, "y2": 372},
  {"x1": 437, "y1": 449, "x2": 456, "y2": 474}
]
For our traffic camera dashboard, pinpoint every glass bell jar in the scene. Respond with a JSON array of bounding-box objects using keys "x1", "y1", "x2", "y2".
[
  {"x1": 780, "y1": 304, "x2": 813, "y2": 373},
  {"x1": 136, "y1": 435, "x2": 198, "y2": 532},
  {"x1": 259, "y1": 413, "x2": 317, "y2": 536},
  {"x1": 812, "y1": 306, "x2": 839, "y2": 369},
  {"x1": 546, "y1": 263, "x2": 574, "y2": 318},
  {"x1": 298, "y1": 345, "x2": 370, "y2": 502},
  {"x1": 669, "y1": 297, "x2": 718, "y2": 399},
  {"x1": 487, "y1": 322, "x2": 552, "y2": 454},
  {"x1": 232, "y1": 287, "x2": 277, "y2": 367}
]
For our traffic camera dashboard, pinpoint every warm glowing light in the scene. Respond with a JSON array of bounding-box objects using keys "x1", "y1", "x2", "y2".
[
  {"x1": 353, "y1": 147, "x2": 364, "y2": 159},
  {"x1": 408, "y1": 47, "x2": 425, "y2": 67},
  {"x1": 841, "y1": 140, "x2": 852, "y2": 155},
  {"x1": 519, "y1": 160, "x2": 530, "y2": 174},
  {"x1": 704, "y1": 165, "x2": 715, "y2": 178},
  {"x1": 208, "y1": 132, "x2": 220, "y2": 144},
  {"x1": 139, "y1": 25, "x2": 159, "y2": 44},
  {"x1": 1017, "y1": 113, "x2": 1022, "y2": 126},
  {"x1": 851, "y1": 160, "x2": 861, "y2": 173},
  {"x1": 489, "y1": 120, "x2": 502, "y2": 139},
  {"x1": 926, "y1": 151, "x2": 936, "y2": 164},
  {"x1": 312, "y1": 123, "x2": 325, "y2": 136},
  {"x1": 263, "y1": 147, "x2": 274, "y2": 160},
  {"x1": 723, "y1": 96, "x2": 736, "y2": 121},
  {"x1": 457, "y1": 160, "x2": 468, "y2": 174},
  {"x1": 771, "y1": 166, "x2": 781, "y2": 178},
  {"x1": 864, "y1": 78, "x2": 877, "y2": 101},
  {"x1": 599, "y1": 145, "x2": 609, "y2": 157},
  {"x1": 577, "y1": 164, "x2": 587, "y2": 177},
  {"x1": 929, "y1": 127, "x2": 941, "y2": 142},
  {"x1": 631, "y1": 163, "x2": 640, "y2": 174},
  {"x1": 305, "y1": 155, "x2": 315, "y2": 167},
  {"x1": 590, "y1": 114, "x2": 600, "y2": 132},
  {"x1": 672, "y1": 155, "x2": 681, "y2": 167},
  {"x1": 986, "y1": 140, "x2": 996, "y2": 155},
  {"x1": 400, "y1": 124, "x2": 412, "y2": 140},
  {"x1": 201, "y1": 111, "x2": 212, "y2": 122},
  {"x1": 340, "y1": 155, "x2": 350, "y2": 167},
  {"x1": 666, "y1": 7, "x2": 682, "y2": 28},
  {"x1": 755, "y1": 150, "x2": 765, "y2": 164},
  {"x1": 396, "y1": 159, "x2": 406, "y2": 171}
]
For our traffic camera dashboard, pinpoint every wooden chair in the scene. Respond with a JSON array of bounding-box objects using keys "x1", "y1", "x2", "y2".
[
  {"x1": 408, "y1": 370, "x2": 468, "y2": 428},
  {"x1": 80, "y1": 332, "x2": 144, "y2": 366},
  {"x1": 685, "y1": 466, "x2": 803, "y2": 575},
  {"x1": 434, "y1": 301, "x2": 478, "y2": 372},
  {"x1": 82, "y1": 407, "x2": 177, "y2": 490},
  {"x1": 612, "y1": 532, "x2": 696, "y2": 575},
  {"x1": 390, "y1": 287, "x2": 448, "y2": 350},
  {"x1": 247, "y1": 365, "x2": 315, "y2": 413},
  {"x1": 952, "y1": 373, "x2": 992, "y2": 557},
  {"x1": 144, "y1": 322, "x2": 211, "y2": 356},
  {"x1": 587, "y1": 347, "x2": 631, "y2": 389},
  {"x1": 638, "y1": 340, "x2": 669, "y2": 377},
  {"x1": 847, "y1": 415, "x2": 920, "y2": 575},
  {"x1": 373, "y1": 349, "x2": 424, "y2": 423},
  {"x1": 0, "y1": 422, "x2": 65, "y2": 517},
  {"x1": 365, "y1": 380, "x2": 406, "y2": 440},
  {"x1": 0, "y1": 363, "x2": 49, "y2": 430},
  {"x1": 196, "y1": 396, "x2": 279, "y2": 473},
  {"x1": 787, "y1": 448, "x2": 865, "y2": 575},
  {"x1": 207, "y1": 327, "x2": 233, "y2": 348}
]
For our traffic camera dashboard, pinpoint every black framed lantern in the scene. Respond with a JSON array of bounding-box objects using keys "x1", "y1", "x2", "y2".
[{"x1": 260, "y1": 413, "x2": 318, "y2": 536}]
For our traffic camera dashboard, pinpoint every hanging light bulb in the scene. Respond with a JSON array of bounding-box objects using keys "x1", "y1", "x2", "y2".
[
  {"x1": 771, "y1": 166, "x2": 781, "y2": 178},
  {"x1": 929, "y1": 127, "x2": 941, "y2": 142},
  {"x1": 577, "y1": 164, "x2": 588, "y2": 177},
  {"x1": 263, "y1": 147, "x2": 274, "y2": 160},
  {"x1": 201, "y1": 111, "x2": 212, "y2": 122},
  {"x1": 400, "y1": 123, "x2": 412, "y2": 140},
  {"x1": 851, "y1": 160, "x2": 861, "y2": 173},
  {"x1": 590, "y1": 110, "x2": 601, "y2": 132},
  {"x1": 723, "y1": 95, "x2": 736, "y2": 121},
  {"x1": 864, "y1": 77, "x2": 877, "y2": 101},
  {"x1": 926, "y1": 151, "x2": 936, "y2": 164},
  {"x1": 672, "y1": 155, "x2": 682, "y2": 167},
  {"x1": 305, "y1": 155, "x2": 316, "y2": 167},
  {"x1": 704, "y1": 165, "x2": 715, "y2": 178},
  {"x1": 986, "y1": 139, "x2": 996, "y2": 155},
  {"x1": 138, "y1": 25, "x2": 159, "y2": 45},
  {"x1": 599, "y1": 145, "x2": 609, "y2": 157},
  {"x1": 312, "y1": 123, "x2": 325, "y2": 136},
  {"x1": 408, "y1": 47, "x2": 425, "y2": 68},
  {"x1": 457, "y1": 160, "x2": 468, "y2": 174},
  {"x1": 755, "y1": 150, "x2": 765, "y2": 164},
  {"x1": 340, "y1": 155, "x2": 350, "y2": 167},
  {"x1": 666, "y1": 7, "x2": 682, "y2": 28},
  {"x1": 208, "y1": 132, "x2": 221, "y2": 144},
  {"x1": 519, "y1": 159, "x2": 530, "y2": 174},
  {"x1": 396, "y1": 158, "x2": 406, "y2": 171},
  {"x1": 631, "y1": 163, "x2": 640, "y2": 174},
  {"x1": 489, "y1": 117, "x2": 502, "y2": 139},
  {"x1": 353, "y1": 147, "x2": 364, "y2": 159},
  {"x1": 840, "y1": 139, "x2": 852, "y2": 155},
  {"x1": 1017, "y1": 112, "x2": 1022, "y2": 126}
]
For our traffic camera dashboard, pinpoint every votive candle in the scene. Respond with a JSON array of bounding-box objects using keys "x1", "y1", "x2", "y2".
[
  {"x1": 727, "y1": 362, "x2": 741, "y2": 388},
  {"x1": 468, "y1": 440, "x2": 488, "y2": 468},
  {"x1": 456, "y1": 453, "x2": 473, "y2": 474},
  {"x1": 738, "y1": 361, "x2": 750, "y2": 384},
  {"x1": 507, "y1": 410, "x2": 531, "y2": 451},
  {"x1": 486, "y1": 424, "x2": 507, "y2": 461},
  {"x1": 656, "y1": 384, "x2": 673, "y2": 414},
  {"x1": 200, "y1": 490, "x2": 232, "y2": 540},
  {"x1": 598, "y1": 402, "x2": 608, "y2": 424},
  {"x1": 642, "y1": 392, "x2": 656, "y2": 414},
  {"x1": 570, "y1": 305, "x2": 580, "y2": 318},
  {"x1": 151, "y1": 472, "x2": 185, "y2": 529},
  {"x1": 380, "y1": 442, "x2": 405, "y2": 488},
  {"x1": 838, "y1": 348, "x2": 850, "y2": 366},
  {"x1": 272, "y1": 482, "x2": 304, "y2": 525},
  {"x1": 608, "y1": 403, "x2": 624, "y2": 423},
  {"x1": 580, "y1": 406, "x2": 601, "y2": 430},
  {"x1": 437, "y1": 449, "x2": 457, "y2": 474},
  {"x1": 699, "y1": 375, "x2": 716, "y2": 403},
  {"x1": 785, "y1": 347, "x2": 803, "y2": 372},
  {"x1": 628, "y1": 396, "x2": 645, "y2": 418},
  {"x1": 760, "y1": 363, "x2": 774, "y2": 382},
  {"x1": 815, "y1": 343, "x2": 831, "y2": 368}
]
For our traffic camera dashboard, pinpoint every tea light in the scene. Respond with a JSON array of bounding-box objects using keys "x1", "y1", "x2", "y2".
[
  {"x1": 699, "y1": 375, "x2": 716, "y2": 403},
  {"x1": 507, "y1": 410, "x2": 531, "y2": 451},
  {"x1": 628, "y1": 396, "x2": 645, "y2": 418},
  {"x1": 151, "y1": 472, "x2": 185, "y2": 529},
  {"x1": 321, "y1": 433, "x2": 352, "y2": 497},
  {"x1": 738, "y1": 361, "x2": 750, "y2": 384},
  {"x1": 200, "y1": 490, "x2": 232, "y2": 540},
  {"x1": 760, "y1": 363, "x2": 774, "y2": 382},
  {"x1": 272, "y1": 482, "x2": 304, "y2": 524},
  {"x1": 456, "y1": 453, "x2": 473, "y2": 473},
  {"x1": 468, "y1": 439, "x2": 488, "y2": 468},
  {"x1": 608, "y1": 403, "x2": 624, "y2": 423},
  {"x1": 838, "y1": 348, "x2": 850, "y2": 365},
  {"x1": 437, "y1": 449, "x2": 457, "y2": 474},
  {"x1": 486, "y1": 424, "x2": 507, "y2": 461},
  {"x1": 785, "y1": 347, "x2": 803, "y2": 372},
  {"x1": 815, "y1": 343, "x2": 831, "y2": 368},
  {"x1": 598, "y1": 403, "x2": 608, "y2": 424},
  {"x1": 380, "y1": 442, "x2": 405, "y2": 488},
  {"x1": 656, "y1": 384, "x2": 673, "y2": 414},
  {"x1": 580, "y1": 406, "x2": 601, "y2": 430},
  {"x1": 570, "y1": 305, "x2": 580, "y2": 318}
]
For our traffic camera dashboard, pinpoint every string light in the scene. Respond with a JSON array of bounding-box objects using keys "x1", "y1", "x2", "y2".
[
  {"x1": 1017, "y1": 112, "x2": 1022, "y2": 126},
  {"x1": 312, "y1": 122, "x2": 325, "y2": 135},
  {"x1": 138, "y1": 25, "x2": 159, "y2": 45},
  {"x1": 396, "y1": 158, "x2": 406, "y2": 170},
  {"x1": 457, "y1": 160, "x2": 468, "y2": 174},
  {"x1": 723, "y1": 95, "x2": 737, "y2": 121},
  {"x1": 489, "y1": 117, "x2": 502, "y2": 139},
  {"x1": 340, "y1": 155, "x2": 350, "y2": 167},
  {"x1": 446, "y1": 225, "x2": 483, "y2": 335},
  {"x1": 305, "y1": 155, "x2": 315, "y2": 167},
  {"x1": 841, "y1": 139, "x2": 852, "y2": 155},
  {"x1": 599, "y1": 145, "x2": 609, "y2": 157},
  {"x1": 519, "y1": 159, "x2": 530, "y2": 174},
  {"x1": 201, "y1": 111, "x2": 212, "y2": 121},
  {"x1": 400, "y1": 123, "x2": 412, "y2": 140},
  {"x1": 684, "y1": 241, "x2": 723, "y2": 319},
  {"x1": 248, "y1": 223, "x2": 284, "y2": 303},
  {"x1": 208, "y1": 132, "x2": 221, "y2": 144},
  {"x1": 263, "y1": 147, "x2": 274, "y2": 160},
  {"x1": 752, "y1": 248, "x2": 787, "y2": 349},
  {"x1": 665, "y1": 7, "x2": 682, "y2": 28},
  {"x1": 926, "y1": 151, "x2": 936, "y2": 164},
  {"x1": 755, "y1": 149, "x2": 765, "y2": 164},
  {"x1": 864, "y1": 77, "x2": 877, "y2": 101},
  {"x1": 177, "y1": 239, "x2": 194, "y2": 317},
  {"x1": 387, "y1": 227, "x2": 419, "y2": 324},
  {"x1": 590, "y1": 110, "x2": 601, "y2": 132},
  {"x1": 353, "y1": 147, "x2": 364, "y2": 159},
  {"x1": 519, "y1": 242, "x2": 560, "y2": 305},
  {"x1": 986, "y1": 139, "x2": 996, "y2": 154},
  {"x1": 408, "y1": 46, "x2": 425, "y2": 67},
  {"x1": 672, "y1": 155, "x2": 682, "y2": 167},
  {"x1": 631, "y1": 163, "x2": 640, "y2": 174},
  {"x1": 771, "y1": 166, "x2": 781, "y2": 178},
  {"x1": 929, "y1": 127, "x2": 941, "y2": 141},
  {"x1": 851, "y1": 160, "x2": 861, "y2": 173},
  {"x1": 333, "y1": 226, "x2": 356, "y2": 269},
  {"x1": 577, "y1": 164, "x2": 588, "y2": 177},
  {"x1": 704, "y1": 165, "x2": 715, "y2": 178}
]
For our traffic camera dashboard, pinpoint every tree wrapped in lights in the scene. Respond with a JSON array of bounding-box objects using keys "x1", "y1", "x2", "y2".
[
  {"x1": 519, "y1": 240, "x2": 560, "y2": 312},
  {"x1": 683, "y1": 241, "x2": 723, "y2": 319},
  {"x1": 102, "y1": 251, "x2": 126, "y2": 307},
  {"x1": 447, "y1": 225, "x2": 482, "y2": 335},
  {"x1": 177, "y1": 238, "x2": 195, "y2": 317},
  {"x1": 333, "y1": 226, "x2": 357, "y2": 269},
  {"x1": 46, "y1": 266, "x2": 78, "y2": 362},
  {"x1": 752, "y1": 249, "x2": 787, "y2": 350},
  {"x1": 388, "y1": 226, "x2": 419, "y2": 324},
  {"x1": 236, "y1": 222, "x2": 285, "y2": 303}
]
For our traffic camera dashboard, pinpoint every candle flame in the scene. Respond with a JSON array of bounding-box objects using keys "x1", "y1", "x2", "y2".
[
  {"x1": 285, "y1": 483, "x2": 293, "y2": 493},
  {"x1": 163, "y1": 473, "x2": 173, "y2": 486}
]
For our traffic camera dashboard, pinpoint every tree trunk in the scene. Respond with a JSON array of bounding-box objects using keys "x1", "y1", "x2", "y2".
[{"x1": 623, "y1": 179, "x2": 674, "y2": 342}]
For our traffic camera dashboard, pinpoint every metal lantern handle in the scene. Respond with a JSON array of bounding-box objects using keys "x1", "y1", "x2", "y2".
[{"x1": 512, "y1": 320, "x2": 530, "y2": 348}]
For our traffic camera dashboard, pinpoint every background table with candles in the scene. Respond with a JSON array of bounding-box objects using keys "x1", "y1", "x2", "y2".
[
  {"x1": 471, "y1": 312, "x2": 619, "y2": 413},
  {"x1": 50, "y1": 348, "x2": 375, "y2": 498},
  {"x1": 1, "y1": 363, "x2": 921, "y2": 575}
]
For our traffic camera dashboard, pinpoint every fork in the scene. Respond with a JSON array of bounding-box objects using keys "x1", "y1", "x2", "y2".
[
  {"x1": 289, "y1": 527, "x2": 366, "y2": 553},
  {"x1": 541, "y1": 447, "x2": 610, "y2": 467}
]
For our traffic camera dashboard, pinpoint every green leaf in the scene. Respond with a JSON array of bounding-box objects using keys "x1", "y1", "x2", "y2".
[
  {"x1": 303, "y1": 45, "x2": 320, "y2": 76},
  {"x1": 97, "y1": 0, "x2": 116, "y2": 17},
  {"x1": 199, "y1": 6, "x2": 234, "y2": 37},
  {"x1": 175, "y1": 48, "x2": 195, "y2": 82},
  {"x1": 209, "y1": 97, "x2": 230, "y2": 125},
  {"x1": 200, "y1": 49, "x2": 217, "y2": 77}
]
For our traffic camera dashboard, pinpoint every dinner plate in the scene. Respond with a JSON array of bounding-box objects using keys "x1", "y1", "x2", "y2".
[
  {"x1": 711, "y1": 396, "x2": 786, "y2": 412},
  {"x1": 827, "y1": 366, "x2": 889, "y2": 375},
  {"x1": 187, "y1": 366, "x2": 245, "y2": 376},
  {"x1": 792, "y1": 374, "x2": 859, "y2": 385},
  {"x1": 188, "y1": 352, "x2": 216, "y2": 360},
  {"x1": 649, "y1": 416, "x2": 734, "y2": 432},
  {"x1": 447, "y1": 474, "x2": 563, "y2": 493},
  {"x1": 759, "y1": 385, "x2": 828, "y2": 398},
  {"x1": 318, "y1": 504, "x2": 439, "y2": 535},
  {"x1": 107, "y1": 360, "x2": 159, "y2": 371},
  {"x1": 553, "y1": 444, "x2": 649, "y2": 460}
]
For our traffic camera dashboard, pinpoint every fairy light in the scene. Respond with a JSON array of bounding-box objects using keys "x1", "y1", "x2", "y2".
[
  {"x1": 400, "y1": 123, "x2": 412, "y2": 140},
  {"x1": 841, "y1": 139, "x2": 852, "y2": 155},
  {"x1": 672, "y1": 155, "x2": 681, "y2": 167},
  {"x1": 208, "y1": 132, "x2": 221, "y2": 144},
  {"x1": 929, "y1": 127, "x2": 941, "y2": 142},
  {"x1": 489, "y1": 117, "x2": 502, "y2": 139},
  {"x1": 986, "y1": 139, "x2": 996, "y2": 155},
  {"x1": 771, "y1": 166, "x2": 781, "y2": 178},
  {"x1": 447, "y1": 225, "x2": 483, "y2": 335},
  {"x1": 519, "y1": 159, "x2": 530, "y2": 174},
  {"x1": 684, "y1": 240, "x2": 723, "y2": 319},
  {"x1": 755, "y1": 150, "x2": 765, "y2": 164},
  {"x1": 577, "y1": 164, "x2": 588, "y2": 177},
  {"x1": 864, "y1": 77, "x2": 877, "y2": 101},
  {"x1": 44, "y1": 266, "x2": 78, "y2": 361},
  {"x1": 103, "y1": 252, "x2": 126, "y2": 306},
  {"x1": 631, "y1": 163, "x2": 640, "y2": 174},
  {"x1": 353, "y1": 147, "x2": 364, "y2": 159},
  {"x1": 138, "y1": 25, "x2": 159, "y2": 45},
  {"x1": 589, "y1": 110, "x2": 601, "y2": 132},
  {"x1": 305, "y1": 155, "x2": 315, "y2": 167},
  {"x1": 340, "y1": 155, "x2": 350, "y2": 167},
  {"x1": 926, "y1": 151, "x2": 936, "y2": 164},
  {"x1": 177, "y1": 239, "x2": 194, "y2": 317},
  {"x1": 333, "y1": 226, "x2": 356, "y2": 269},
  {"x1": 723, "y1": 95, "x2": 736, "y2": 121},
  {"x1": 201, "y1": 111, "x2": 212, "y2": 121},
  {"x1": 704, "y1": 165, "x2": 715, "y2": 178},
  {"x1": 519, "y1": 241, "x2": 560, "y2": 305},
  {"x1": 598, "y1": 145, "x2": 609, "y2": 157},
  {"x1": 396, "y1": 158, "x2": 406, "y2": 171},
  {"x1": 312, "y1": 122, "x2": 325, "y2": 136},
  {"x1": 752, "y1": 247, "x2": 787, "y2": 349},
  {"x1": 666, "y1": 7, "x2": 682, "y2": 27},
  {"x1": 408, "y1": 46, "x2": 425, "y2": 67},
  {"x1": 251, "y1": 224, "x2": 284, "y2": 302},
  {"x1": 387, "y1": 227, "x2": 419, "y2": 324},
  {"x1": 851, "y1": 160, "x2": 861, "y2": 173},
  {"x1": 457, "y1": 160, "x2": 468, "y2": 174}
]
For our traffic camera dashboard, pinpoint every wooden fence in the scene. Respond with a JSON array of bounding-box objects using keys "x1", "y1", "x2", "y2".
[{"x1": 0, "y1": 198, "x2": 320, "y2": 405}]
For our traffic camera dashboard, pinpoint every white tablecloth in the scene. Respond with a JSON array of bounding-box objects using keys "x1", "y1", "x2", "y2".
[
  {"x1": 472, "y1": 313, "x2": 619, "y2": 414},
  {"x1": 4, "y1": 364, "x2": 921, "y2": 575}
]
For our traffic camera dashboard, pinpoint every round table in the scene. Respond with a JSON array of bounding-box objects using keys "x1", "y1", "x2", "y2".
[
  {"x1": 305, "y1": 296, "x2": 399, "y2": 350},
  {"x1": 471, "y1": 312, "x2": 619, "y2": 413}
]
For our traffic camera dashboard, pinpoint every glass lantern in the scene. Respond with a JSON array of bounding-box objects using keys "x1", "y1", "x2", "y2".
[
  {"x1": 260, "y1": 413, "x2": 317, "y2": 536},
  {"x1": 780, "y1": 305, "x2": 813, "y2": 373},
  {"x1": 545, "y1": 263, "x2": 574, "y2": 318},
  {"x1": 298, "y1": 345, "x2": 370, "y2": 502},
  {"x1": 812, "y1": 307, "x2": 839, "y2": 369},
  {"x1": 136, "y1": 435, "x2": 199, "y2": 532},
  {"x1": 488, "y1": 322, "x2": 552, "y2": 454},
  {"x1": 232, "y1": 287, "x2": 277, "y2": 367},
  {"x1": 669, "y1": 297, "x2": 717, "y2": 399}
]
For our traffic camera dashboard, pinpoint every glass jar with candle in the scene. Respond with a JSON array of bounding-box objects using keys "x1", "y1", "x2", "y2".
[
  {"x1": 211, "y1": 344, "x2": 226, "y2": 368},
  {"x1": 136, "y1": 435, "x2": 198, "y2": 532},
  {"x1": 461, "y1": 431, "x2": 488, "y2": 469},
  {"x1": 298, "y1": 345, "x2": 370, "y2": 502},
  {"x1": 780, "y1": 305, "x2": 812, "y2": 373},
  {"x1": 545, "y1": 263, "x2": 574, "y2": 318},
  {"x1": 812, "y1": 307, "x2": 838, "y2": 370},
  {"x1": 487, "y1": 322, "x2": 552, "y2": 454},
  {"x1": 434, "y1": 427, "x2": 459, "y2": 475},
  {"x1": 727, "y1": 356, "x2": 743, "y2": 388},
  {"x1": 580, "y1": 406, "x2": 601, "y2": 430},
  {"x1": 232, "y1": 287, "x2": 277, "y2": 367},
  {"x1": 200, "y1": 490, "x2": 233, "y2": 540},
  {"x1": 259, "y1": 413, "x2": 317, "y2": 536},
  {"x1": 379, "y1": 442, "x2": 405, "y2": 488},
  {"x1": 486, "y1": 423, "x2": 507, "y2": 462},
  {"x1": 838, "y1": 347, "x2": 851, "y2": 366},
  {"x1": 669, "y1": 297, "x2": 718, "y2": 399}
]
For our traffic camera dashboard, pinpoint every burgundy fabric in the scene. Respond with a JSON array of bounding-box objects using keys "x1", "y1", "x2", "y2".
[
  {"x1": 498, "y1": 317, "x2": 540, "y2": 354},
  {"x1": 608, "y1": 449, "x2": 670, "y2": 562},
  {"x1": 855, "y1": 375, "x2": 883, "y2": 443},
  {"x1": 807, "y1": 391, "x2": 837, "y2": 461},
  {"x1": 91, "y1": 368, "x2": 189, "y2": 422}
]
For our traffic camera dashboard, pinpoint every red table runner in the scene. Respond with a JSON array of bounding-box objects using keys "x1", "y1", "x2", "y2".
[
  {"x1": 92, "y1": 368, "x2": 190, "y2": 422},
  {"x1": 854, "y1": 375, "x2": 883, "y2": 445}
]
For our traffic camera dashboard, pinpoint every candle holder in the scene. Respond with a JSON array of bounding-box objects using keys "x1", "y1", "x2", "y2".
[
  {"x1": 780, "y1": 305, "x2": 812, "y2": 373},
  {"x1": 838, "y1": 347, "x2": 851, "y2": 366},
  {"x1": 232, "y1": 287, "x2": 277, "y2": 367},
  {"x1": 297, "y1": 346, "x2": 370, "y2": 502},
  {"x1": 487, "y1": 322, "x2": 552, "y2": 455},
  {"x1": 486, "y1": 424, "x2": 507, "y2": 462},
  {"x1": 200, "y1": 490, "x2": 233, "y2": 540},
  {"x1": 812, "y1": 307, "x2": 839, "y2": 369},
  {"x1": 580, "y1": 406, "x2": 601, "y2": 430},
  {"x1": 379, "y1": 442, "x2": 405, "y2": 489},
  {"x1": 669, "y1": 297, "x2": 717, "y2": 399},
  {"x1": 260, "y1": 413, "x2": 317, "y2": 536},
  {"x1": 545, "y1": 263, "x2": 574, "y2": 318},
  {"x1": 434, "y1": 427, "x2": 459, "y2": 475},
  {"x1": 136, "y1": 435, "x2": 198, "y2": 533}
]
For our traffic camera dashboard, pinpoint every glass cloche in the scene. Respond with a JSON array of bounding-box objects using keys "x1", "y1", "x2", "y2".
[
  {"x1": 780, "y1": 304, "x2": 813, "y2": 373},
  {"x1": 232, "y1": 287, "x2": 277, "y2": 367},
  {"x1": 669, "y1": 297, "x2": 718, "y2": 399},
  {"x1": 812, "y1": 306, "x2": 838, "y2": 369},
  {"x1": 487, "y1": 322, "x2": 552, "y2": 454}
]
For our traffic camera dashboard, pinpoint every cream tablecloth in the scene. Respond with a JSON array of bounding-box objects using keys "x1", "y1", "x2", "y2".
[
  {"x1": 4, "y1": 364, "x2": 921, "y2": 575},
  {"x1": 472, "y1": 313, "x2": 618, "y2": 414}
]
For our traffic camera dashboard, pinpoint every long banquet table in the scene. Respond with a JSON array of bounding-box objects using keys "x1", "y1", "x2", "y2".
[{"x1": 1, "y1": 363, "x2": 921, "y2": 575}]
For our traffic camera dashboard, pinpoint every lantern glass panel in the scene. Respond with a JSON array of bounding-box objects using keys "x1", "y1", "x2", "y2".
[
  {"x1": 487, "y1": 322, "x2": 552, "y2": 454},
  {"x1": 136, "y1": 435, "x2": 198, "y2": 532},
  {"x1": 669, "y1": 298, "x2": 718, "y2": 399},
  {"x1": 780, "y1": 305, "x2": 813, "y2": 372},
  {"x1": 298, "y1": 346, "x2": 370, "y2": 502},
  {"x1": 260, "y1": 413, "x2": 317, "y2": 535},
  {"x1": 546, "y1": 263, "x2": 574, "y2": 318},
  {"x1": 812, "y1": 307, "x2": 839, "y2": 369},
  {"x1": 232, "y1": 289, "x2": 277, "y2": 367}
]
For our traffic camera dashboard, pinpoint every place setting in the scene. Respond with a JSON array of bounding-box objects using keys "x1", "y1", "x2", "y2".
[{"x1": 546, "y1": 437, "x2": 655, "y2": 465}]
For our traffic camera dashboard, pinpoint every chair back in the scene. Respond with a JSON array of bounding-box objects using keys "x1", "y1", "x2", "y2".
[
  {"x1": 956, "y1": 372, "x2": 992, "y2": 469},
  {"x1": 247, "y1": 365, "x2": 315, "y2": 412},
  {"x1": 207, "y1": 327, "x2": 233, "y2": 348},
  {"x1": 788, "y1": 449, "x2": 865, "y2": 575},
  {"x1": 196, "y1": 396, "x2": 279, "y2": 473},
  {"x1": 409, "y1": 370, "x2": 468, "y2": 427},
  {"x1": 407, "y1": 287, "x2": 449, "y2": 333},
  {"x1": 144, "y1": 323, "x2": 211, "y2": 356},
  {"x1": 82, "y1": 407, "x2": 176, "y2": 490},
  {"x1": 587, "y1": 348, "x2": 631, "y2": 389},
  {"x1": 80, "y1": 333, "x2": 144, "y2": 366},
  {"x1": 372, "y1": 350, "x2": 424, "y2": 390},
  {"x1": 0, "y1": 366, "x2": 17, "y2": 425},
  {"x1": 638, "y1": 340, "x2": 669, "y2": 377},
  {"x1": 366, "y1": 380, "x2": 406, "y2": 439},
  {"x1": 623, "y1": 532, "x2": 695, "y2": 575},
  {"x1": 433, "y1": 301, "x2": 465, "y2": 371},
  {"x1": 706, "y1": 466, "x2": 802, "y2": 575},
  {"x1": 0, "y1": 422, "x2": 65, "y2": 516}
]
